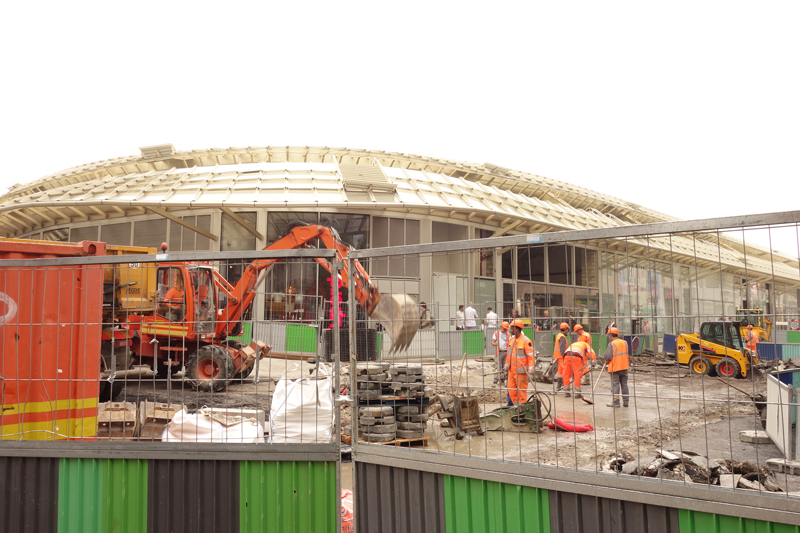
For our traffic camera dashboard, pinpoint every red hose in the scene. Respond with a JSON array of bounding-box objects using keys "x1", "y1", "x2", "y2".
[{"x1": 546, "y1": 418, "x2": 594, "y2": 432}]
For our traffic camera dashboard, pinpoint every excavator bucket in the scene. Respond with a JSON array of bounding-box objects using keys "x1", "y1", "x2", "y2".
[{"x1": 370, "y1": 294, "x2": 419, "y2": 353}]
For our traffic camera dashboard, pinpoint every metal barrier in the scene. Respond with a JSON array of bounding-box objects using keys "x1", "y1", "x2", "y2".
[
  {"x1": 0, "y1": 246, "x2": 342, "y2": 532},
  {"x1": 348, "y1": 211, "x2": 800, "y2": 531}
]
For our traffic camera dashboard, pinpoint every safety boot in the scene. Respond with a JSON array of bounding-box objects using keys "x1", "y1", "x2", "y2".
[
  {"x1": 574, "y1": 393, "x2": 583, "y2": 400},
  {"x1": 607, "y1": 395, "x2": 620, "y2": 408},
  {"x1": 623, "y1": 402, "x2": 629, "y2": 407}
]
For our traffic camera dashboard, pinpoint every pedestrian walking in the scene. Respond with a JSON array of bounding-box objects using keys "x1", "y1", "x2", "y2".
[
  {"x1": 485, "y1": 307, "x2": 499, "y2": 329},
  {"x1": 455, "y1": 305, "x2": 465, "y2": 330},
  {"x1": 465, "y1": 301, "x2": 478, "y2": 330},
  {"x1": 419, "y1": 302, "x2": 433, "y2": 329},
  {"x1": 491, "y1": 321, "x2": 510, "y2": 386}
]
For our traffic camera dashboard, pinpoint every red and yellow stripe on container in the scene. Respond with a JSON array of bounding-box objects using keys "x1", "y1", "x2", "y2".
[{"x1": 0, "y1": 239, "x2": 106, "y2": 440}]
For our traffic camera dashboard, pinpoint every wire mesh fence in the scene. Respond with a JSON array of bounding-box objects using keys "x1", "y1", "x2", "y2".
[
  {"x1": 0, "y1": 246, "x2": 342, "y2": 446},
  {"x1": 348, "y1": 211, "x2": 800, "y2": 498}
]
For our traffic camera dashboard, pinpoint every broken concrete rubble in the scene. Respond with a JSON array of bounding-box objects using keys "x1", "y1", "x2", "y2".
[{"x1": 615, "y1": 450, "x2": 783, "y2": 491}]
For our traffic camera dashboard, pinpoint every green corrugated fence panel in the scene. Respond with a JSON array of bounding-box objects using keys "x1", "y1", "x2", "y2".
[
  {"x1": 444, "y1": 475, "x2": 550, "y2": 533},
  {"x1": 285, "y1": 324, "x2": 317, "y2": 353},
  {"x1": 600, "y1": 335, "x2": 608, "y2": 356},
  {"x1": 240, "y1": 461, "x2": 336, "y2": 533},
  {"x1": 679, "y1": 509, "x2": 800, "y2": 533},
  {"x1": 787, "y1": 331, "x2": 800, "y2": 344},
  {"x1": 463, "y1": 330, "x2": 485, "y2": 356},
  {"x1": 377, "y1": 333, "x2": 383, "y2": 357},
  {"x1": 58, "y1": 458, "x2": 104, "y2": 533},
  {"x1": 229, "y1": 322, "x2": 253, "y2": 345},
  {"x1": 58, "y1": 459, "x2": 148, "y2": 533},
  {"x1": 781, "y1": 344, "x2": 800, "y2": 360},
  {"x1": 102, "y1": 459, "x2": 147, "y2": 533}
]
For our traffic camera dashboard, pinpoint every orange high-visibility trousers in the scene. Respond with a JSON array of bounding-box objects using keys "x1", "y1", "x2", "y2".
[
  {"x1": 556, "y1": 357, "x2": 565, "y2": 378},
  {"x1": 562, "y1": 355, "x2": 584, "y2": 393},
  {"x1": 507, "y1": 367, "x2": 529, "y2": 403}
]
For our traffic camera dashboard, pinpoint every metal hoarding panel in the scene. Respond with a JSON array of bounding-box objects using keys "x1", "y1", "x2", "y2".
[
  {"x1": 148, "y1": 459, "x2": 238, "y2": 533},
  {"x1": 549, "y1": 491, "x2": 679, "y2": 533},
  {"x1": 356, "y1": 462, "x2": 445, "y2": 533},
  {"x1": 663, "y1": 334, "x2": 677, "y2": 354},
  {"x1": 102, "y1": 459, "x2": 147, "y2": 533},
  {"x1": 240, "y1": 461, "x2": 336, "y2": 533},
  {"x1": 438, "y1": 331, "x2": 462, "y2": 359},
  {"x1": 758, "y1": 344, "x2": 779, "y2": 361},
  {"x1": 0, "y1": 456, "x2": 59, "y2": 533},
  {"x1": 781, "y1": 344, "x2": 800, "y2": 360},
  {"x1": 678, "y1": 510, "x2": 800, "y2": 533},
  {"x1": 444, "y1": 474, "x2": 549, "y2": 533},
  {"x1": 58, "y1": 458, "x2": 103, "y2": 533},
  {"x1": 252, "y1": 321, "x2": 287, "y2": 352}
]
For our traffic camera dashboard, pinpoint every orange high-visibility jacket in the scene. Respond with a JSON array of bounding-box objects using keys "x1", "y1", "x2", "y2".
[
  {"x1": 578, "y1": 331, "x2": 592, "y2": 346},
  {"x1": 746, "y1": 330, "x2": 759, "y2": 351},
  {"x1": 553, "y1": 333, "x2": 567, "y2": 359},
  {"x1": 565, "y1": 341, "x2": 595, "y2": 365},
  {"x1": 605, "y1": 338, "x2": 630, "y2": 372},
  {"x1": 507, "y1": 334, "x2": 535, "y2": 369}
]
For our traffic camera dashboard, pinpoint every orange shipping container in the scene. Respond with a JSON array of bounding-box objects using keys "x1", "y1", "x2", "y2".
[{"x1": 0, "y1": 240, "x2": 106, "y2": 440}]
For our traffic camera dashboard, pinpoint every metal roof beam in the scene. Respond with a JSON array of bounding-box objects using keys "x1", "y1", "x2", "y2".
[
  {"x1": 220, "y1": 207, "x2": 263, "y2": 241},
  {"x1": 147, "y1": 206, "x2": 219, "y2": 242}
]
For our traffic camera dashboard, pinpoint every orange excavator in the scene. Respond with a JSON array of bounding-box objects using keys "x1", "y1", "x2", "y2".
[{"x1": 127, "y1": 223, "x2": 418, "y2": 391}]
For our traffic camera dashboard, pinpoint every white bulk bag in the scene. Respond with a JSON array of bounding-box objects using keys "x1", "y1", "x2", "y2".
[
  {"x1": 162, "y1": 409, "x2": 225, "y2": 443},
  {"x1": 269, "y1": 365, "x2": 334, "y2": 444}
]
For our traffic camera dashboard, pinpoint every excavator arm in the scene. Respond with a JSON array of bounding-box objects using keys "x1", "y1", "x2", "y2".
[{"x1": 213, "y1": 223, "x2": 417, "y2": 353}]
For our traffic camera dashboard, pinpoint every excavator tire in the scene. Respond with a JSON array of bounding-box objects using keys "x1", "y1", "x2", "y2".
[
  {"x1": 689, "y1": 355, "x2": 713, "y2": 377},
  {"x1": 186, "y1": 345, "x2": 235, "y2": 392},
  {"x1": 716, "y1": 358, "x2": 741, "y2": 379}
]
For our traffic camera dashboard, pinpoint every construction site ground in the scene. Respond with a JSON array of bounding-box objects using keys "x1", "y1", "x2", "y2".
[{"x1": 115, "y1": 355, "x2": 800, "y2": 494}]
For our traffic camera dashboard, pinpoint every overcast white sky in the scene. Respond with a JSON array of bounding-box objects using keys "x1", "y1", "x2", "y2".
[{"x1": 1, "y1": 2, "x2": 798, "y2": 253}]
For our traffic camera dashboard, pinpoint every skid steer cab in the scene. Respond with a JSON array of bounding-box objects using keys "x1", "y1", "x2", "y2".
[
  {"x1": 128, "y1": 262, "x2": 269, "y2": 392},
  {"x1": 676, "y1": 321, "x2": 757, "y2": 379}
]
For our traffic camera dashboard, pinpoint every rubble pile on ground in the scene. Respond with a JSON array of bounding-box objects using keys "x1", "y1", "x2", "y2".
[{"x1": 603, "y1": 450, "x2": 783, "y2": 492}]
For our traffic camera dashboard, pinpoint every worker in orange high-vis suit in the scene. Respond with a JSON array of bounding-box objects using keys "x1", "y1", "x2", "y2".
[
  {"x1": 745, "y1": 324, "x2": 759, "y2": 356},
  {"x1": 562, "y1": 341, "x2": 595, "y2": 399},
  {"x1": 574, "y1": 324, "x2": 596, "y2": 385},
  {"x1": 505, "y1": 319, "x2": 535, "y2": 404},
  {"x1": 604, "y1": 328, "x2": 630, "y2": 407},
  {"x1": 553, "y1": 323, "x2": 570, "y2": 392}
]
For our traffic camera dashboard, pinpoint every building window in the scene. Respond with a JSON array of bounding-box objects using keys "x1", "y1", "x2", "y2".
[
  {"x1": 548, "y1": 244, "x2": 570, "y2": 285},
  {"x1": 133, "y1": 219, "x2": 167, "y2": 249},
  {"x1": 517, "y1": 245, "x2": 545, "y2": 282},
  {"x1": 372, "y1": 217, "x2": 419, "y2": 278},
  {"x1": 221, "y1": 211, "x2": 257, "y2": 287},
  {"x1": 168, "y1": 215, "x2": 211, "y2": 252}
]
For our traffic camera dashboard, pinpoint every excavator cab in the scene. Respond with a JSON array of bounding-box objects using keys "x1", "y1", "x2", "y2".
[
  {"x1": 187, "y1": 265, "x2": 216, "y2": 334},
  {"x1": 157, "y1": 267, "x2": 187, "y2": 323}
]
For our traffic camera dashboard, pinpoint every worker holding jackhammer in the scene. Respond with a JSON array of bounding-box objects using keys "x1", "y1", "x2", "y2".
[
  {"x1": 553, "y1": 323, "x2": 569, "y2": 392},
  {"x1": 491, "y1": 321, "x2": 510, "y2": 386},
  {"x1": 505, "y1": 319, "x2": 535, "y2": 404},
  {"x1": 562, "y1": 341, "x2": 595, "y2": 399}
]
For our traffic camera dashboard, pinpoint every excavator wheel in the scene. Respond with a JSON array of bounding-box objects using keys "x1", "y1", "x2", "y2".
[
  {"x1": 688, "y1": 355, "x2": 713, "y2": 376},
  {"x1": 716, "y1": 358, "x2": 741, "y2": 379},
  {"x1": 186, "y1": 345, "x2": 235, "y2": 392}
]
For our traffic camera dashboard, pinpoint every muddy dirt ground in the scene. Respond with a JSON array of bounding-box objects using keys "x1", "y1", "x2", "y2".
[{"x1": 114, "y1": 354, "x2": 800, "y2": 492}]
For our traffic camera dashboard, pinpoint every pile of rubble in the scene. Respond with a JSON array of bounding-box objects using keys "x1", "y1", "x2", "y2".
[{"x1": 602, "y1": 450, "x2": 783, "y2": 492}]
